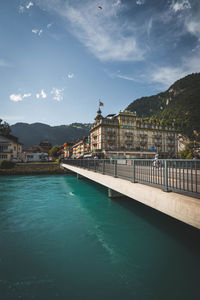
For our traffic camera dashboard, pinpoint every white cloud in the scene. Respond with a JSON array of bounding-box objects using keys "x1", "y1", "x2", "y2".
[
  {"x1": 23, "y1": 93, "x2": 31, "y2": 98},
  {"x1": 42, "y1": 0, "x2": 144, "y2": 62},
  {"x1": 1, "y1": 115, "x2": 25, "y2": 122},
  {"x1": 10, "y1": 93, "x2": 32, "y2": 102},
  {"x1": 47, "y1": 23, "x2": 53, "y2": 29},
  {"x1": 136, "y1": 0, "x2": 145, "y2": 5},
  {"x1": 67, "y1": 73, "x2": 74, "y2": 79},
  {"x1": 151, "y1": 66, "x2": 184, "y2": 87},
  {"x1": 26, "y1": 2, "x2": 34, "y2": 9},
  {"x1": 170, "y1": 0, "x2": 191, "y2": 12},
  {"x1": 51, "y1": 88, "x2": 64, "y2": 101},
  {"x1": 113, "y1": 0, "x2": 121, "y2": 7},
  {"x1": 32, "y1": 29, "x2": 38, "y2": 34},
  {"x1": 185, "y1": 19, "x2": 200, "y2": 38},
  {"x1": 36, "y1": 89, "x2": 47, "y2": 99},
  {"x1": 41, "y1": 89, "x2": 47, "y2": 98},
  {"x1": 10, "y1": 94, "x2": 23, "y2": 102},
  {"x1": 147, "y1": 18, "x2": 153, "y2": 38},
  {"x1": 32, "y1": 29, "x2": 43, "y2": 35},
  {"x1": 115, "y1": 46, "x2": 200, "y2": 89},
  {"x1": 116, "y1": 74, "x2": 138, "y2": 82},
  {"x1": 19, "y1": 5, "x2": 25, "y2": 13},
  {"x1": 19, "y1": 1, "x2": 34, "y2": 13},
  {"x1": 149, "y1": 49, "x2": 200, "y2": 88}
]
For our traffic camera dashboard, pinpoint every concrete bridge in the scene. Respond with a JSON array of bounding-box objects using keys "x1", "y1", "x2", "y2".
[{"x1": 61, "y1": 159, "x2": 200, "y2": 229}]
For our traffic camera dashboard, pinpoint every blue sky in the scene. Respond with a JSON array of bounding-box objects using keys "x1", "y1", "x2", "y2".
[{"x1": 1, "y1": 0, "x2": 200, "y2": 125}]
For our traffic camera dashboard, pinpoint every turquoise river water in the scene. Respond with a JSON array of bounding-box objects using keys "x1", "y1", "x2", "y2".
[{"x1": 0, "y1": 175, "x2": 200, "y2": 300}]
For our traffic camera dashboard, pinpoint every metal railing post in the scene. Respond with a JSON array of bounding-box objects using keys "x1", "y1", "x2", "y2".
[
  {"x1": 102, "y1": 160, "x2": 105, "y2": 174},
  {"x1": 94, "y1": 160, "x2": 96, "y2": 172},
  {"x1": 164, "y1": 160, "x2": 169, "y2": 192},
  {"x1": 114, "y1": 160, "x2": 117, "y2": 178},
  {"x1": 132, "y1": 159, "x2": 136, "y2": 183}
]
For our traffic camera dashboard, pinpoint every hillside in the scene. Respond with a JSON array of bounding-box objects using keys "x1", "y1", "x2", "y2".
[
  {"x1": 11, "y1": 122, "x2": 91, "y2": 148},
  {"x1": 126, "y1": 73, "x2": 200, "y2": 140}
]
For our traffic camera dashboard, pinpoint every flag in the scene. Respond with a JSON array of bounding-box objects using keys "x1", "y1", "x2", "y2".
[{"x1": 99, "y1": 100, "x2": 104, "y2": 106}]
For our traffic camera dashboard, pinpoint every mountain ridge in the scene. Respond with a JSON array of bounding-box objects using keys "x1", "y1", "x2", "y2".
[
  {"x1": 126, "y1": 73, "x2": 200, "y2": 140},
  {"x1": 11, "y1": 122, "x2": 91, "y2": 148}
]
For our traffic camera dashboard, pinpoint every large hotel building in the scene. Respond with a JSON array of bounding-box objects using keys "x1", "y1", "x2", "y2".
[{"x1": 90, "y1": 109, "x2": 178, "y2": 159}]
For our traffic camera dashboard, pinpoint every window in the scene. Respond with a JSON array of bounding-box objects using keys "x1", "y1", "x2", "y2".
[{"x1": 0, "y1": 145, "x2": 8, "y2": 151}]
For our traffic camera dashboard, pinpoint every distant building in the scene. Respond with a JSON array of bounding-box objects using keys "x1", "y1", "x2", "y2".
[
  {"x1": 63, "y1": 142, "x2": 75, "y2": 159},
  {"x1": 90, "y1": 109, "x2": 178, "y2": 158},
  {"x1": 24, "y1": 145, "x2": 44, "y2": 153},
  {"x1": 72, "y1": 137, "x2": 90, "y2": 159},
  {"x1": 24, "y1": 141, "x2": 52, "y2": 154},
  {"x1": 23, "y1": 144, "x2": 49, "y2": 162},
  {"x1": 0, "y1": 134, "x2": 22, "y2": 162},
  {"x1": 24, "y1": 152, "x2": 49, "y2": 162},
  {"x1": 39, "y1": 141, "x2": 52, "y2": 153}
]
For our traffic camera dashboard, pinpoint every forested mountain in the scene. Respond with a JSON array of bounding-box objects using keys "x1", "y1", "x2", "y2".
[
  {"x1": 11, "y1": 122, "x2": 91, "y2": 148},
  {"x1": 126, "y1": 73, "x2": 200, "y2": 140}
]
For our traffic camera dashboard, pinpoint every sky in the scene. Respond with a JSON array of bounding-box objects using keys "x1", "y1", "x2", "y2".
[{"x1": 1, "y1": 0, "x2": 200, "y2": 126}]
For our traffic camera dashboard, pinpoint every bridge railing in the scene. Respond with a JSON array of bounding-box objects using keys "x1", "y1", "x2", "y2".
[{"x1": 62, "y1": 159, "x2": 200, "y2": 197}]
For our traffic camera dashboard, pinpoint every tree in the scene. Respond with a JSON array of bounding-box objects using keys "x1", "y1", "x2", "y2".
[
  {"x1": 0, "y1": 119, "x2": 11, "y2": 136},
  {"x1": 49, "y1": 145, "x2": 60, "y2": 158},
  {"x1": 178, "y1": 141, "x2": 200, "y2": 159}
]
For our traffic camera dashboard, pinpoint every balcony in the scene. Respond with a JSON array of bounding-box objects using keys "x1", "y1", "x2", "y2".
[
  {"x1": 140, "y1": 141, "x2": 147, "y2": 146},
  {"x1": 125, "y1": 137, "x2": 133, "y2": 141},
  {"x1": 167, "y1": 143, "x2": 175, "y2": 147},
  {"x1": 155, "y1": 142, "x2": 162, "y2": 147},
  {"x1": 125, "y1": 141, "x2": 133, "y2": 145},
  {"x1": 0, "y1": 149, "x2": 13, "y2": 153},
  {"x1": 139, "y1": 133, "x2": 147, "y2": 138},
  {"x1": 167, "y1": 141, "x2": 175, "y2": 145},
  {"x1": 106, "y1": 132, "x2": 116, "y2": 136},
  {"x1": 167, "y1": 135, "x2": 174, "y2": 140},
  {"x1": 125, "y1": 132, "x2": 133, "y2": 136},
  {"x1": 153, "y1": 134, "x2": 162, "y2": 138},
  {"x1": 107, "y1": 138, "x2": 116, "y2": 142}
]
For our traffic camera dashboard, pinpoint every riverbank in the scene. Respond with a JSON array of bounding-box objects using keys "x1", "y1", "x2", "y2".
[{"x1": 0, "y1": 162, "x2": 72, "y2": 176}]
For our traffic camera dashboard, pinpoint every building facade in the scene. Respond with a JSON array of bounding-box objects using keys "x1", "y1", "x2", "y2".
[
  {"x1": 72, "y1": 137, "x2": 90, "y2": 159},
  {"x1": 24, "y1": 152, "x2": 49, "y2": 162},
  {"x1": 0, "y1": 135, "x2": 22, "y2": 162},
  {"x1": 39, "y1": 141, "x2": 52, "y2": 153},
  {"x1": 63, "y1": 142, "x2": 75, "y2": 159},
  {"x1": 90, "y1": 109, "x2": 178, "y2": 158}
]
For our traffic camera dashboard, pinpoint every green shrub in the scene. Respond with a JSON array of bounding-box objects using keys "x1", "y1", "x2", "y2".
[
  {"x1": 0, "y1": 160, "x2": 16, "y2": 169},
  {"x1": 186, "y1": 153, "x2": 193, "y2": 159}
]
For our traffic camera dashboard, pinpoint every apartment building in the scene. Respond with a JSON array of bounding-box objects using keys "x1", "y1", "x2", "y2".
[
  {"x1": 72, "y1": 137, "x2": 90, "y2": 159},
  {"x1": 90, "y1": 109, "x2": 178, "y2": 158},
  {"x1": 0, "y1": 134, "x2": 22, "y2": 161},
  {"x1": 63, "y1": 142, "x2": 75, "y2": 159}
]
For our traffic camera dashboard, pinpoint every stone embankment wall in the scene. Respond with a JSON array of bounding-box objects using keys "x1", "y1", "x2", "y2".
[{"x1": 0, "y1": 163, "x2": 72, "y2": 176}]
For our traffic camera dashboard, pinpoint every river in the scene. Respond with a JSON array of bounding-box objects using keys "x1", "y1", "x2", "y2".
[{"x1": 0, "y1": 175, "x2": 199, "y2": 300}]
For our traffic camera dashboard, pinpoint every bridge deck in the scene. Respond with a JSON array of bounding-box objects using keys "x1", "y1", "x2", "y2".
[{"x1": 62, "y1": 163, "x2": 200, "y2": 229}]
